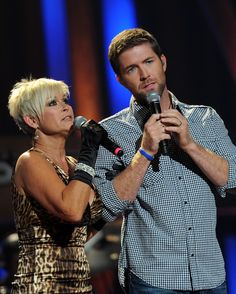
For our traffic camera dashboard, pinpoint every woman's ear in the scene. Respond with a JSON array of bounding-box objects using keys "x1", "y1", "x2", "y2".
[{"x1": 23, "y1": 116, "x2": 39, "y2": 129}]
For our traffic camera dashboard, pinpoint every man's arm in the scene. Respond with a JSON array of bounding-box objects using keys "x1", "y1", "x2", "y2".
[
  {"x1": 161, "y1": 109, "x2": 229, "y2": 186},
  {"x1": 182, "y1": 141, "x2": 228, "y2": 186},
  {"x1": 112, "y1": 151, "x2": 151, "y2": 202},
  {"x1": 112, "y1": 113, "x2": 171, "y2": 201}
]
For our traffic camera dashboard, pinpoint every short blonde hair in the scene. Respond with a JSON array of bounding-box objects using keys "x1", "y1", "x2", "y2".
[{"x1": 8, "y1": 77, "x2": 70, "y2": 135}]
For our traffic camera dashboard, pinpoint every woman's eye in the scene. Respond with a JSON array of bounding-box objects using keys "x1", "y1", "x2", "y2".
[
  {"x1": 63, "y1": 98, "x2": 70, "y2": 104},
  {"x1": 48, "y1": 100, "x2": 57, "y2": 106}
]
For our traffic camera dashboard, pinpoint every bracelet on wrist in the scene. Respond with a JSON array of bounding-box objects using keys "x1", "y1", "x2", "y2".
[
  {"x1": 139, "y1": 148, "x2": 154, "y2": 161},
  {"x1": 74, "y1": 162, "x2": 95, "y2": 177}
]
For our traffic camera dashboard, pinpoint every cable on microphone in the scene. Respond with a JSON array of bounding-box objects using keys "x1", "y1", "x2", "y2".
[{"x1": 74, "y1": 116, "x2": 123, "y2": 157}]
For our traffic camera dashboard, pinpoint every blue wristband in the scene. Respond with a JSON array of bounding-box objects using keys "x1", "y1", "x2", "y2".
[{"x1": 139, "y1": 148, "x2": 154, "y2": 161}]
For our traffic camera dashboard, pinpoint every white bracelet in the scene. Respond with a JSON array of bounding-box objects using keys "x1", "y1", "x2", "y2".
[{"x1": 74, "y1": 163, "x2": 95, "y2": 177}]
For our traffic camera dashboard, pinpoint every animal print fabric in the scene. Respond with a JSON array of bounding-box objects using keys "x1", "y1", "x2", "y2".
[{"x1": 11, "y1": 148, "x2": 103, "y2": 293}]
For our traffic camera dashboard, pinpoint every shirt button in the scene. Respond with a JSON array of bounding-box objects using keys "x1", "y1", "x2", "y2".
[
  {"x1": 178, "y1": 176, "x2": 182, "y2": 180},
  {"x1": 188, "y1": 227, "x2": 192, "y2": 230},
  {"x1": 184, "y1": 201, "x2": 187, "y2": 204},
  {"x1": 191, "y1": 254, "x2": 194, "y2": 257}
]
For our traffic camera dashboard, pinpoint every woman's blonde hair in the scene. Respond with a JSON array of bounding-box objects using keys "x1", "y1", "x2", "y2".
[{"x1": 8, "y1": 77, "x2": 70, "y2": 135}]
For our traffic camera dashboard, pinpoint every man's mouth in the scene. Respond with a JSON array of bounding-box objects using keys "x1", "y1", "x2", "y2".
[{"x1": 142, "y1": 82, "x2": 156, "y2": 91}]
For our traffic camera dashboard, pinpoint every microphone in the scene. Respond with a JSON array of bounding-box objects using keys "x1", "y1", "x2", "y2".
[
  {"x1": 74, "y1": 116, "x2": 124, "y2": 157},
  {"x1": 146, "y1": 91, "x2": 168, "y2": 155}
]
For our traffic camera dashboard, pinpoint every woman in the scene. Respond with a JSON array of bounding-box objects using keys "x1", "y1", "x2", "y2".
[{"x1": 8, "y1": 77, "x2": 104, "y2": 293}]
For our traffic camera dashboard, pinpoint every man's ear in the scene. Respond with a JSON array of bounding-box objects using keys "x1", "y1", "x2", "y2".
[
  {"x1": 116, "y1": 74, "x2": 125, "y2": 86},
  {"x1": 23, "y1": 115, "x2": 39, "y2": 129},
  {"x1": 160, "y1": 54, "x2": 167, "y2": 72},
  {"x1": 116, "y1": 74, "x2": 121, "y2": 83}
]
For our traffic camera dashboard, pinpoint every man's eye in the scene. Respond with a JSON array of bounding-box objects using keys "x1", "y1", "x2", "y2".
[
  {"x1": 146, "y1": 59, "x2": 153, "y2": 64},
  {"x1": 127, "y1": 67, "x2": 135, "y2": 74}
]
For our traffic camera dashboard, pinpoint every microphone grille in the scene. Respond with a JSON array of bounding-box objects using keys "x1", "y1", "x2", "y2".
[
  {"x1": 146, "y1": 91, "x2": 161, "y2": 104},
  {"x1": 74, "y1": 116, "x2": 87, "y2": 129}
]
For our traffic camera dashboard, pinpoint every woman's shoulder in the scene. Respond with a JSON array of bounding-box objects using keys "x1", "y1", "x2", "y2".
[
  {"x1": 15, "y1": 148, "x2": 57, "y2": 179},
  {"x1": 13, "y1": 150, "x2": 34, "y2": 196},
  {"x1": 15, "y1": 149, "x2": 33, "y2": 168},
  {"x1": 16, "y1": 148, "x2": 45, "y2": 167}
]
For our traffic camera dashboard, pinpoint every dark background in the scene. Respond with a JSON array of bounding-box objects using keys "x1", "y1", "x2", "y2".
[
  {"x1": 0, "y1": 0, "x2": 236, "y2": 293},
  {"x1": 1, "y1": 0, "x2": 236, "y2": 139}
]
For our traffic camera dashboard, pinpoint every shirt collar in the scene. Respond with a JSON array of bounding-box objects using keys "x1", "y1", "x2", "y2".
[{"x1": 130, "y1": 91, "x2": 181, "y2": 129}]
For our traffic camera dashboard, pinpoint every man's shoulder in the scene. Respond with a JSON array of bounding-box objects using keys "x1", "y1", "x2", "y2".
[
  {"x1": 178, "y1": 100, "x2": 216, "y2": 119},
  {"x1": 178, "y1": 100, "x2": 212, "y2": 110},
  {"x1": 99, "y1": 107, "x2": 131, "y2": 126}
]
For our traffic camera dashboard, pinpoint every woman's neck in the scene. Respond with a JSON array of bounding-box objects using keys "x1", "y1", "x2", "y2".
[{"x1": 34, "y1": 141, "x2": 66, "y2": 162}]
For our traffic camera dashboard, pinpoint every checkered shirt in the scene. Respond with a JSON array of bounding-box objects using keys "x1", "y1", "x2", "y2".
[{"x1": 94, "y1": 93, "x2": 236, "y2": 290}]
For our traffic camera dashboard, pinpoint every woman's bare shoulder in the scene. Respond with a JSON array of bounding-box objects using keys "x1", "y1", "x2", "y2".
[{"x1": 16, "y1": 149, "x2": 45, "y2": 169}]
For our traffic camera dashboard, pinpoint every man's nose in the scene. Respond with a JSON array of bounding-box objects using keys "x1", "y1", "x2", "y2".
[{"x1": 139, "y1": 67, "x2": 150, "y2": 81}]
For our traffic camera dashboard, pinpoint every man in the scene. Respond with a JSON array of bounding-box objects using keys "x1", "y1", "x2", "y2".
[{"x1": 94, "y1": 28, "x2": 236, "y2": 293}]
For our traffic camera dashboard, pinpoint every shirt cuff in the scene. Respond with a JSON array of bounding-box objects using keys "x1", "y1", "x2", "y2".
[
  {"x1": 216, "y1": 158, "x2": 236, "y2": 197},
  {"x1": 101, "y1": 181, "x2": 133, "y2": 221}
]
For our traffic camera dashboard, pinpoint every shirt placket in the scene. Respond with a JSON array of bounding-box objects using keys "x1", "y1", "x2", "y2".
[{"x1": 171, "y1": 153, "x2": 199, "y2": 289}]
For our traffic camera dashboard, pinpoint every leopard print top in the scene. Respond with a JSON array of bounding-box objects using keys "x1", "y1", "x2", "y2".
[{"x1": 11, "y1": 148, "x2": 103, "y2": 293}]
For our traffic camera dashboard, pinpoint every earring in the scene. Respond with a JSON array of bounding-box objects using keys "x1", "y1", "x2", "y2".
[{"x1": 34, "y1": 128, "x2": 39, "y2": 141}]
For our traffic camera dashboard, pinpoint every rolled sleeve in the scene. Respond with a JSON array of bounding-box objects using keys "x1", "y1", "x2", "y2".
[
  {"x1": 97, "y1": 178, "x2": 132, "y2": 221},
  {"x1": 94, "y1": 146, "x2": 133, "y2": 222},
  {"x1": 211, "y1": 109, "x2": 236, "y2": 196},
  {"x1": 217, "y1": 157, "x2": 236, "y2": 197}
]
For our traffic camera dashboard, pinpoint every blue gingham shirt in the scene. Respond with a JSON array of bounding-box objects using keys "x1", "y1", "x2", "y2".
[{"x1": 94, "y1": 93, "x2": 236, "y2": 291}]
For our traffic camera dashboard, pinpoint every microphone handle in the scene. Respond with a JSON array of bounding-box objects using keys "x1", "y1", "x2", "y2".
[
  {"x1": 150, "y1": 101, "x2": 168, "y2": 155},
  {"x1": 159, "y1": 136, "x2": 168, "y2": 155},
  {"x1": 150, "y1": 101, "x2": 161, "y2": 114},
  {"x1": 74, "y1": 117, "x2": 124, "y2": 157},
  {"x1": 102, "y1": 137, "x2": 124, "y2": 157}
]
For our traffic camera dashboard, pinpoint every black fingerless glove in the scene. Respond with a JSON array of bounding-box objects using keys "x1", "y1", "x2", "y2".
[{"x1": 71, "y1": 120, "x2": 106, "y2": 187}]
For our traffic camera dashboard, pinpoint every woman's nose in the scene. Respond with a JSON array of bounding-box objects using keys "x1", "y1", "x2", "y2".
[{"x1": 59, "y1": 101, "x2": 70, "y2": 111}]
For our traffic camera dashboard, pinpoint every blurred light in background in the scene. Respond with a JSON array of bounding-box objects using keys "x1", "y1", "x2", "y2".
[
  {"x1": 40, "y1": 0, "x2": 73, "y2": 105},
  {"x1": 101, "y1": 0, "x2": 137, "y2": 114},
  {"x1": 224, "y1": 236, "x2": 236, "y2": 294}
]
